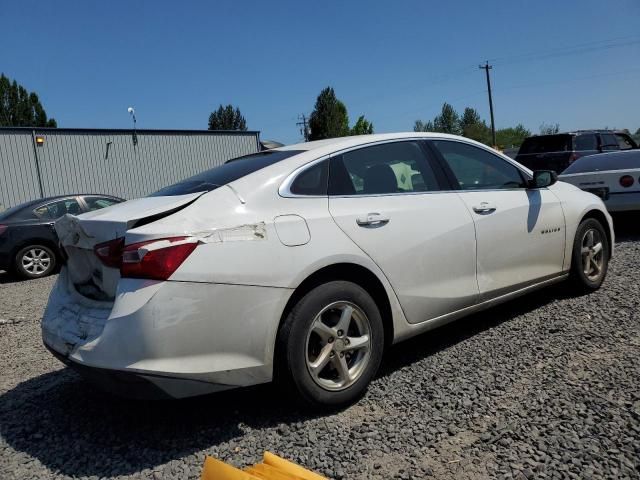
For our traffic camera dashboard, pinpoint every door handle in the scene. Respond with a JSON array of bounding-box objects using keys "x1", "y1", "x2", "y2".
[
  {"x1": 472, "y1": 202, "x2": 497, "y2": 214},
  {"x1": 356, "y1": 212, "x2": 390, "y2": 227}
]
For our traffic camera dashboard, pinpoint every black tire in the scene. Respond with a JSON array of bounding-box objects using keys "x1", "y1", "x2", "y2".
[
  {"x1": 14, "y1": 244, "x2": 57, "y2": 279},
  {"x1": 569, "y1": 218, "x2": 609, "y2": 292},
  {"x1": 276, "y1": 280, "x2": 384, "y2": 408}
]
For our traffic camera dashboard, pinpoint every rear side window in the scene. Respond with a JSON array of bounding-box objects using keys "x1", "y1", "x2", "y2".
[
  {"x1": 290, "y1": 160, "x2": 328, "y2": 195},
  {"x1": 35, "y1": 198, "x2": 82, "y2": 219},
  {"x1": 329, "y1": 141, "x2": 440, "y2": 195},
  {"x1": 519, "y1": 135, "x2": 572, "y2": 154},
  {"x1": 600, "y1": 134, "x2": 619, "y2": 151},
  {"x1": 0, "y1": 204, "x2": 35, "y2": 220},
  {"x1": 433, "y1": 140, "x2": 526, "y2": 190},
  {"x1": 150, "y1": 150, "x2": 304, "y2": 197},
  {"x1": 575, "y1": 134, "x2": 597, "y2": 151}
]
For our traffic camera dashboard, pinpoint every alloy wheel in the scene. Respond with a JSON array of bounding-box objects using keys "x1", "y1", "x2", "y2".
[
  {"x1": 21, "y1": 248, "x2": 52, "y2": 276},
  {"x1": 305, "y1": 301, "x2": 372, "y2": 391},
  {"x1": 581, "y1": 228, "x2": 604, "y2": 282}
]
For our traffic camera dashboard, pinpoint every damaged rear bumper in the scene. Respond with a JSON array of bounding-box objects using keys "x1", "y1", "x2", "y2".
[
  {"x1": 42, "y1": 268, "x2": 292, "y2": 399},
  {"x1": 45, "y1": 343, "x2": 237, "y2": 399}
]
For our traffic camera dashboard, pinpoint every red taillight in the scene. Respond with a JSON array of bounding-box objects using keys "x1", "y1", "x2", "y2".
[
  {"x1": 120, "y1": 237, "x2": 197, "y2": 280},
  {"x1": 569, "y1": 152, "x2": 580, "y2": 163},
  {"x1": 620, "y1": 175, "x2": 634, "y2": 188},
  {"x1": 94, "y1": 237, "x2": 124, "y2": 268},
  {"x1": 0, "y1": 224, "x2": 7, "y2": 236}
]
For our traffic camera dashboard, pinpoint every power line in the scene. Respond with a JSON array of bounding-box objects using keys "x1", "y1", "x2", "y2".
[
  {"x1": 492, "y1": 67, "x2": 640, "y2": 93},
  {"x1": 488, "y1": 36, "x2": 640, "y2": 67}
]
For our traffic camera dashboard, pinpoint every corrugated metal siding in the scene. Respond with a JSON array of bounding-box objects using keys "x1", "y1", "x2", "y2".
[
  {"x1": 0, "y1": 131, "x2": 42, "y2": 210},
  {"x1": 0, "y1": 129, "x2": 259, "y2": 209}
]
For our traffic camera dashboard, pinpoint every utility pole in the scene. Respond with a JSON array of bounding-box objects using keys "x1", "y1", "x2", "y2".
[
  {"x1": 479, "y1": 61, "x2": 496, "y2": 147},
  {"x1": 296, "y1": 114, "x2": 310, "y2": 142}
]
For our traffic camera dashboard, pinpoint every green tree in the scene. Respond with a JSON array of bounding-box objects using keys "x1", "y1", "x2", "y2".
[
  {"x1": 458, "y1": 107, "x2": 491, "y2": 143},
  {"x1": 207, "y1": 104, "x2": 247, "y2": 131},
  {"x1": 635, "y1": 128, "x2": 640, "y2": 135},
  {"x1": 309, "y1": 87, "x2": 350, "y2": 140},
  {"x1": 350, "y1": 115, "x2": 374, "y2": 135},
  {"x1": 414, "y1": 103, "x2": 461, "y2": 135},
  {"x1": 0, "y1": 73, "x2": 56, "y2": 127},
  {"x1": 434, "y1": 103, "x2": 461, "y2": 135},
  {"x1": 496, "y1": 124, "x2": 531, "y2": 148},
  {"x1": 414, "y1": 119, "x2": 435, "y2": 132},
  {"x1": 539, "y1": 122, "x2": 560, "y2": 135},
  {"x1": 459, "y1": 107, "x2": 482, "y2": 132},
  {"x1": 463, "y1": 122, "x2": 492, "y2": 144}
]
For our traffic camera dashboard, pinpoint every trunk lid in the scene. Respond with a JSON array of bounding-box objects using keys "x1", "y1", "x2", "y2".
[{"x1": 55, "y1": 192, "x2": 204, "y2": 300}]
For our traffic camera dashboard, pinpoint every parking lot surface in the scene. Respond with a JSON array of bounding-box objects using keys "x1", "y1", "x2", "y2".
[{"x1": 1, "y1": 223, "x2": 639, "y2": 479}]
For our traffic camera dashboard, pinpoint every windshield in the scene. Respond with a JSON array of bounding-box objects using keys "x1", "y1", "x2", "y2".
[
  {"x1": 519, "y1": 135, "x2": 572, "y2": 154},
  {"x1": 562, "y1": 150, "x2": 640, "y2": 174},
  {"x1": 149, "y1": 150, "x2": 304, "y2": 197}
]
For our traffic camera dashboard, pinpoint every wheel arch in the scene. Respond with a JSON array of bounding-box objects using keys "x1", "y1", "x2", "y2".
[{"x1": 278, "y1": 263, "x2": 395, "y2": 349}]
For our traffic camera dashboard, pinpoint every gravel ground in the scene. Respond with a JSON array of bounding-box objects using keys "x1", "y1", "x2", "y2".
[{"x1": 1, "y1": 219, "x2": 639, "y2": 480}]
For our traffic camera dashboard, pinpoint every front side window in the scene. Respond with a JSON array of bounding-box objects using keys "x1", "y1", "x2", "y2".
[
  {"x1": 600, "y1": 134, "x2": 619, "y2": 151},
  {"x1": 329, "y1": 141, "x2": 440, "y2": 195},
  {"x1": 615, "y1": 134, "x2": 635, "y2": 150},
  {"x1": 433, "y1": 140, "x2": 526, "y2": 190},
  {"x1": 35, "y1": 198, "x2": 82, "y2": 219}
]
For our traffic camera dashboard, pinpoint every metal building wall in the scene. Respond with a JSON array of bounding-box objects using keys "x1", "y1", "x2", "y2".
[{"x1": 0, "y1": 128, "x2": 260, "y2": 209}]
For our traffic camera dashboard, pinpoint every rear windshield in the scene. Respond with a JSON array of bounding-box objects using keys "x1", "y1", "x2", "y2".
[
  {"x1": 562, "y1": 150, "x2": 640, "y2": 174},
  {"x1": 519, "y1": 135, "x2": 572, "y2": 155},
  {"x1": 0, "y1": 202, "x2": 36, "y2": 221},
  {"x1": 149, "y1": 150, "x2": 303, "y2": 197}
]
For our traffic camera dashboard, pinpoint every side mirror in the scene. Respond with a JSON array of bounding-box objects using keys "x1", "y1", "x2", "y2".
[{"x1": 528, "y1": 170, "x2": 558, "y2": 189}]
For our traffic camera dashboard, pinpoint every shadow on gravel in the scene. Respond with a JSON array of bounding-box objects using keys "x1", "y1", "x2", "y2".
[
  {"x1": 0, "y1": 270, "x2": 21, "y2": 284},
  {"x1": 380, "y1": 284, "x2": 573, "y2": 378},
  {"x1": 612, "y1": 211, "x2": 640, "y2": 243},
  {"x1": 0, "y1": 283, "x2": 573, "y2": 477}
]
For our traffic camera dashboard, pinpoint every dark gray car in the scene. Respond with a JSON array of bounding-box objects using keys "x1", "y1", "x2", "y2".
[{"x1": 0, "y1": 194, "x2": 123, "y2": 278}]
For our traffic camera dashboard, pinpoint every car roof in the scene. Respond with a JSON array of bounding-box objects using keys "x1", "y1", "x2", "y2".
[
  {"x1": 2, "y1": 194, "x2": 123, "y2": 214},
  {"x1": 274, "y1": 132, "x2": 465, "y2": 152},
  {"x1": 525, "y1": 130, "x2": 630, "y2": 138}
]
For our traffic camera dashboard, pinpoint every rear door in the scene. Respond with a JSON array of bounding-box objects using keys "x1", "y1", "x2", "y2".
[
  {"x1": 327, "y1": 139, "x2": 479, "y2": 324},
  {"x1": 430, "y1": 139, "x2": 565, "y2": 299}
]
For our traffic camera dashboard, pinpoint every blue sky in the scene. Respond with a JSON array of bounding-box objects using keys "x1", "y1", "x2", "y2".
[{"x1": 3, "y1": 0, "x2": 639, "y2": 143}]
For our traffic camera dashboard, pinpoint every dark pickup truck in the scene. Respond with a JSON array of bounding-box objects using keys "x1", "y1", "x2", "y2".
[{"x1": 515, "y1": 130, "x2": 638, "y2": 173}]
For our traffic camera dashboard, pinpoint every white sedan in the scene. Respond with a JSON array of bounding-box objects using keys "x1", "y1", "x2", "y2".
[
  {"x1": 42, "y1": 133, "x2": 613, "y2": 407},
  {"x1": 559, "y1": 149, "x2": 640, "y2": 212}
]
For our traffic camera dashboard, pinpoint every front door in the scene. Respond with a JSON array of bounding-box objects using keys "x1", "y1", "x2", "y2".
[
  {"x1": 327, "y1": 140, "x2": 479, "y2": 324},
  {"x1": 430, "y1": 139, "x2": 566, "y2": 298}
]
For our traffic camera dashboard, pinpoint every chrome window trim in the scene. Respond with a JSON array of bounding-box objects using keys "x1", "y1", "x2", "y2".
[
  {"x1": 279, "y1": 137, "x2": 440, "y2": 198},
  {"x1": 278, "y1": 136, "x2": 535, "y2": 199},
  {"x1": 278, "y1": 155, "x2": 331, "y2": 199}
]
